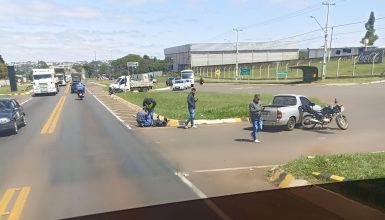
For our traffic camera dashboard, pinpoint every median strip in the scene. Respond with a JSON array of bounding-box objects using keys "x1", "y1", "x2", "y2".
[
  {"x1": 0, "y1": 187, "x2": 31, "y2": 220},
  {"x1": 40, "y1": 86, "x2": 68, "y2": 135}
]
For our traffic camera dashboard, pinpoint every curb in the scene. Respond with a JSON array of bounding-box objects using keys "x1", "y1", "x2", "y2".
[
  {"x1": 110, "y1": 94, "x2": 247, "y2": 127},
  {"x1": 312, "y1": 172, "x2": 352, "y2": 182},
  {"x1": 270, "y1": 168, "x2": 309, "y2": 188}
]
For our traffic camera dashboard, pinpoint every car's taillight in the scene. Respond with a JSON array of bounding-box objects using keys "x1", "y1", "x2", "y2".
[{"x1": 277, "y1": 110, "x2": 283, "y2": 119}]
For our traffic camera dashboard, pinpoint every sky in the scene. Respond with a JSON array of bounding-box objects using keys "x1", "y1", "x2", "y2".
[{"x1": 0, "y1": 0, "x2": 384, "y2": 62}]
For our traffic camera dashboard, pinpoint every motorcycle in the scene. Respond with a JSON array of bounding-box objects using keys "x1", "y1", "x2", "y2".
[
  {"x1": 299, "y1": 99, "x2": 349, "y2": 130},
  {"x1": 199, "y1": 77, "x2": 204, "y2": 85},
  {"x1": 77, "y1": 90, "x2": 85, "y2": 100}
]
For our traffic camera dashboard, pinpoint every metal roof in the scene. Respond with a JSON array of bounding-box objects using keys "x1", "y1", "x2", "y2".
[{"x1": 165, "y1": 42, "x2": 298, "y2": 54}]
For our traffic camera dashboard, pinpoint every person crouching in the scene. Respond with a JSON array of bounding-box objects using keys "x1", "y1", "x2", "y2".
[{"x1": 136, "y1": 107, "x2": 153, "y2": 127}]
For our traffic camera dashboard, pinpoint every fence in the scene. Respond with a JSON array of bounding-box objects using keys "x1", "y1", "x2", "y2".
[{"x1": 192, "y1": 56, "x2": 385, "y2": 80}]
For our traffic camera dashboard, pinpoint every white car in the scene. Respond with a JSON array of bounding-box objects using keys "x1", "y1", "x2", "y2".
[{"x1": 172, "y1": 79, "x2": 188, "y2": 91}]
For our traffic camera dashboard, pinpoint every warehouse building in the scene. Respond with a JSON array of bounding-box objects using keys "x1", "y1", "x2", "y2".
[{"x1": 164, "y1": 42, "x2": 299, "y2": 71}]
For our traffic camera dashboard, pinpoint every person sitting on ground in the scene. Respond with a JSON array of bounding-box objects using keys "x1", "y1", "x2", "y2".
[
  {"x1": 136, "y1": 108, "x2": 153, "y2": 127},
  {"x1": 142, "y1": 98, "x2": 157, "y2": 119}
]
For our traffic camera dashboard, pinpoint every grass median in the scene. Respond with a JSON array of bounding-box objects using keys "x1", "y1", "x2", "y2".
[
  {"x1": 283, "y1": 152, "x2": 385, "y2": 184},
  {"x1": 0, "y1": 84, "x2": 32, "y2": 95},
  {"x1": 117, "y1": 91, "x2": 323, "y2": 120}
]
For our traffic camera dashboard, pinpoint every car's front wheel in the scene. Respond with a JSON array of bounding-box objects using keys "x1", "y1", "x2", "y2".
[{"x1": 12, "y1": 119, "x2": 18, "y2": 134}]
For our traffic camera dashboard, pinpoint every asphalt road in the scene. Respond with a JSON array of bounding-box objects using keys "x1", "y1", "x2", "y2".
[
  {"x1": 137, "y1": 82, "x2": 385, "y2": 197},
  {"x1": 0, "y1": 86, "x2": 198, "y2": 220},
  {"x1": 1, "y1": 82, "x2": 384, "y2": 219}
]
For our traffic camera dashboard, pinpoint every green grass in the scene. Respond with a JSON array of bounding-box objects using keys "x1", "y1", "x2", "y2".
[
  {"x1": 0, "y1": 84, "x2": 32, "y2": 95},
  {"x1": 117, "y1": 91, "x2": 324, "y2": 120},
  {"x1": 283, "y1": 152, "x2": 385, "y2": 184}
]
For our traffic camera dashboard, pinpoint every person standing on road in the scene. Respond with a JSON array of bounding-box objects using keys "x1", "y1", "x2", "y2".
[
  {"x1": 184, "y1": 88, "x2": 198, "y2": 129},
  {"x1": 249, "y1": 94, "x2": 263, "y2": 143}
]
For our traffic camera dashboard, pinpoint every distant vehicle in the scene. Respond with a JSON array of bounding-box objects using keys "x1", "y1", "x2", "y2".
[
  {"x1": 109, "y1": 74, "x2": 153, "y2": 93},
  {"x1": 71, "y1": 81, "x2": 80, "y2": 93},
  {"x1": 55, "y1": 73, "x2": 66, "y2": 86},
  {"x1": 261, "y1": 94, "x2": 321, "y2": 131},
  {"x1": 172, "y1": 79, "x2": 189, "y2": 91},
  {"x1": 0, "y1": 98, "x2": 26, "y2": 134},
  {"x1": 166, "y1": 77, "x2": 175, "y2": 86},
  {"x1": 181, "y1": 70, "x2": 194, "y2": 87},
  {"x1": 71, "y1": 73, "x2": 82, "y2": 82},
  {"x1": 32, "y1": 69, "x2": 59, "y2": 96}
]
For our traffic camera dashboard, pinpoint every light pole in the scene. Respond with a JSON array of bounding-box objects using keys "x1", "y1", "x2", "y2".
[
  {"x1": 310, "y1": 1, "x2": 335, "y2": 80},
  {"x1": 233, "y1": 28, "x2": 243, "y2": 80}
]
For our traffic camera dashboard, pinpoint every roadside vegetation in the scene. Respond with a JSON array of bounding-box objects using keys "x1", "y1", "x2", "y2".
[
  {"x1": 283, "y1": 152, "x2": 385, "y2": 184},
  {"x1": 0, "y1": 84, "x2": 32, "y2": 95},
  {"x1": 117, "y1": 91, "x2": 324, "y2": 120}
]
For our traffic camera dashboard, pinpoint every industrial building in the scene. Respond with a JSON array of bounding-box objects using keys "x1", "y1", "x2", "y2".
[
  {"x1": 307, "y1": 46, "x2": 376, "y2": 59},
  {"x1": 164, "y1": 42, "x2": 299, "y2": 71}
]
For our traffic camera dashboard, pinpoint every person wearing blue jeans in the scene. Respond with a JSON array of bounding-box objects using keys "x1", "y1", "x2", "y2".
[
  {"x1": 249, "y1": 94, "x2": 263, "y2": 143},
  {"x1": 185, "y1": 88, "x2": 197, "y2": 128}
]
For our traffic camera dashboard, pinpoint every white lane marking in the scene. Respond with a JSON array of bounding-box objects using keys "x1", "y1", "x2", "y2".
[
  {"x1": 193, "y1": 165, "x2": 278, "y2": 173},
  {"x1": 175, "y1": 172, "x2": 207, "y2": 199},
  {"x1": 20, "y1": 97, "x2": 32, "y2": 105},
  {"x1": 87, "y1": 88, "x2": 132, "y2": 130}
]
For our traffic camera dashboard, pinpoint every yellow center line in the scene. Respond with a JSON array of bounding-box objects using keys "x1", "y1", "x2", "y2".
[
  {"x1": 8, "y1": 187, "x2": 31, "y2": 220},
  {"x1": 0, "y1": 188, "x2": 16, "y2": 216},
  {"x1": 40, "y1": 85, "x2": 69, "y2": 134}
]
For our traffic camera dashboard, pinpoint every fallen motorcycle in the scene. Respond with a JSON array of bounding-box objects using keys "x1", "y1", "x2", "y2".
[{"x1": 299, "y1": 99, "x2": 349, "y2": 130}]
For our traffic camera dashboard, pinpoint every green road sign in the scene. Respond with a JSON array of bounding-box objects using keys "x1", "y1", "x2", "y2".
[{"x1": 240, "y1": 68, "x2": 251, "y2": 75}]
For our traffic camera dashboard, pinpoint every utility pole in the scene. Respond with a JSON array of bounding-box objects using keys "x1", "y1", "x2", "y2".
[
  {"x1": 94, "y1": 51, "x2": 98, "y2": 78},
  {"x1": 328, "y1": 26, "x2": 334, "y2": 61},
  {"x1": 233, "y1": 28, "x2": 243, "y2": 80},
  {"x1": 321, "y1": 1, "x2": 335, "y2": 80}
]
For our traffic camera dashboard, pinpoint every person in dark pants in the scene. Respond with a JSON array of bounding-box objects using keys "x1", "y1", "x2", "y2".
[
  {"x1": 143, "y1": 98, "x2": 157, "y2": 120},
  {"x1": 136, "y1": 108, "x2": 152, "y2": 127},
  {"x1": 184, "y1": 88, "x2": 198, "y2": 129},
  {"x1": 249, "y1": 94, "x2": 263, "y2": 143}
]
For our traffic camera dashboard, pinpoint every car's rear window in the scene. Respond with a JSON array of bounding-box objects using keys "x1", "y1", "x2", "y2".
[{"x1": 272, "y1": 96, "x2": 297, "y2": 106}]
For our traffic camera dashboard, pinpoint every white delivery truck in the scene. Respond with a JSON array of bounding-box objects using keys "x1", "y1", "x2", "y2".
[
  {"x1": 109, "y1": 74, "x2": 153, "y2": 93},
  {"x1": 55, "y1": 73, "x2": 66, "y2": 86},
  {"x1": 181, "y1": 69, "x2": 195, "y2": 87},
  {"x1": 32, "y1": 69, "x2": 59, "y2": 95}
]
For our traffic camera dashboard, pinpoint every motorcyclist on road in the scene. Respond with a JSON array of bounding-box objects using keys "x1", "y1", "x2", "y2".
[
  {"x1": 76, "y1": 82, "x2": 85, "y2": 93},
  {"x1": 142, "y1": 98, "x2": 157, "y2": 120},
  {"x1": 136, "y1": 108, "x2": 153, "y2": 127}
]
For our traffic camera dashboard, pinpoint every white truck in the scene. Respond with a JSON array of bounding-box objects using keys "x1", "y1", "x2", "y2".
[
  {"x1": 32, "y1": 69, "x2": 59, "y2": 96},
  {"x1": 181, "y1": 69, "x2": 195, "y2": 87},
  {"x1": 261, "y1": 94, "x2": 321, "y2": 131},
  {"x1": 55, "y1": 73, "x2": 66, "y2": 86},
  {"x1": 109, "y1": 74, "x2": 153, "y2": 93}
]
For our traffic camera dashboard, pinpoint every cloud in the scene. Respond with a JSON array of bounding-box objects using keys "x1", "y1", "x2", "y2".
[
  {"x1": 269, "y1": 0, "x2": 311, "y2": 9},
  {"x1": 0, "y1": 0, "x2": 102, "y2": 24}
]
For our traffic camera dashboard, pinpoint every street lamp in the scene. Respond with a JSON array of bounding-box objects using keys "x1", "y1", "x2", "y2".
[
  {"x1": 310, "y1": 1, "x2": 335, "y2": 80},
  {"x1": 233, "y1": 28, "x2": 243, "y2": 80}
]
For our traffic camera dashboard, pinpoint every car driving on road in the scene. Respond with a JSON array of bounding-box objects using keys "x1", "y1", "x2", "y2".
[
  {"x1": 172, "y1": 79, "x2": 189, "y2": 91},
  {"x1": 0, "y1": 98, "x2": 26, "y2": 134}
]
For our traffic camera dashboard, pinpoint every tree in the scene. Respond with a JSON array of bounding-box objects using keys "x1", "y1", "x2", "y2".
[
  {"x1": 72, "y1": 64, "x2": 83, "y2": 73},
  {"x1": 37, "y1": 60, "x2": 49, "y2": 68},
  {"x1": 143, "y1": 55, "x2": 150, "y2": 60},
  {"x1": 361, "y1": 11, "x2": 379, "y2": 46},
  {"x1": 82, "y1": 62, "x2": 95, "y2": 78},
  {"x1": 0, "y1": 55, "x2": 7, "y2": 79}
]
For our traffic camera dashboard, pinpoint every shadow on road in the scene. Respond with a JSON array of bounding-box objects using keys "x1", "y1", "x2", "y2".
[
  {"x1": 243, "y1": 126, "x2": 286, "y2": 133},
  {"x1": 234, "y1": 138, "x2": 254, "y2": 142}
]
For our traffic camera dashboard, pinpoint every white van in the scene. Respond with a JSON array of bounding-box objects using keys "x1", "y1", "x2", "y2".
[{"x1": 181, "y1": 70, "x2": 194, "y2": 87}]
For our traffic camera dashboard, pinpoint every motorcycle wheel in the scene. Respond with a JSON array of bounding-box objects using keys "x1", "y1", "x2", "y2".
[
  {"x1": 301, "y1": 115, "x2": 317, "y2": 130},
  {"x1": 336, "y1": 114, "x2": 349, "y2": 130}
]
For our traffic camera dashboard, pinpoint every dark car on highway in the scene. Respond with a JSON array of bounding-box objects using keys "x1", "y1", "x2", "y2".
[
  {"x1": 0, "y1": 98, "x2": 26, "y2": 134},
  {"x1": 71, "y1": 81, "x2": 80, "y2": 93},
  {"x1": 166, "y1": 77, "x2": 175, "y2": 86}
]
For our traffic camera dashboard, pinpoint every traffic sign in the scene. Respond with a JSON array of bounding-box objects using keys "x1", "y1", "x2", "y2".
[
  {"x1": 240, "y1": 68, "x2": 251, "y2": 75},
  {"x1": 215, "y1": 69, "x2": 221, "y2": 77},
  {"x1": 127, "y1": 62, "x2": 139, "y2": 68}
]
